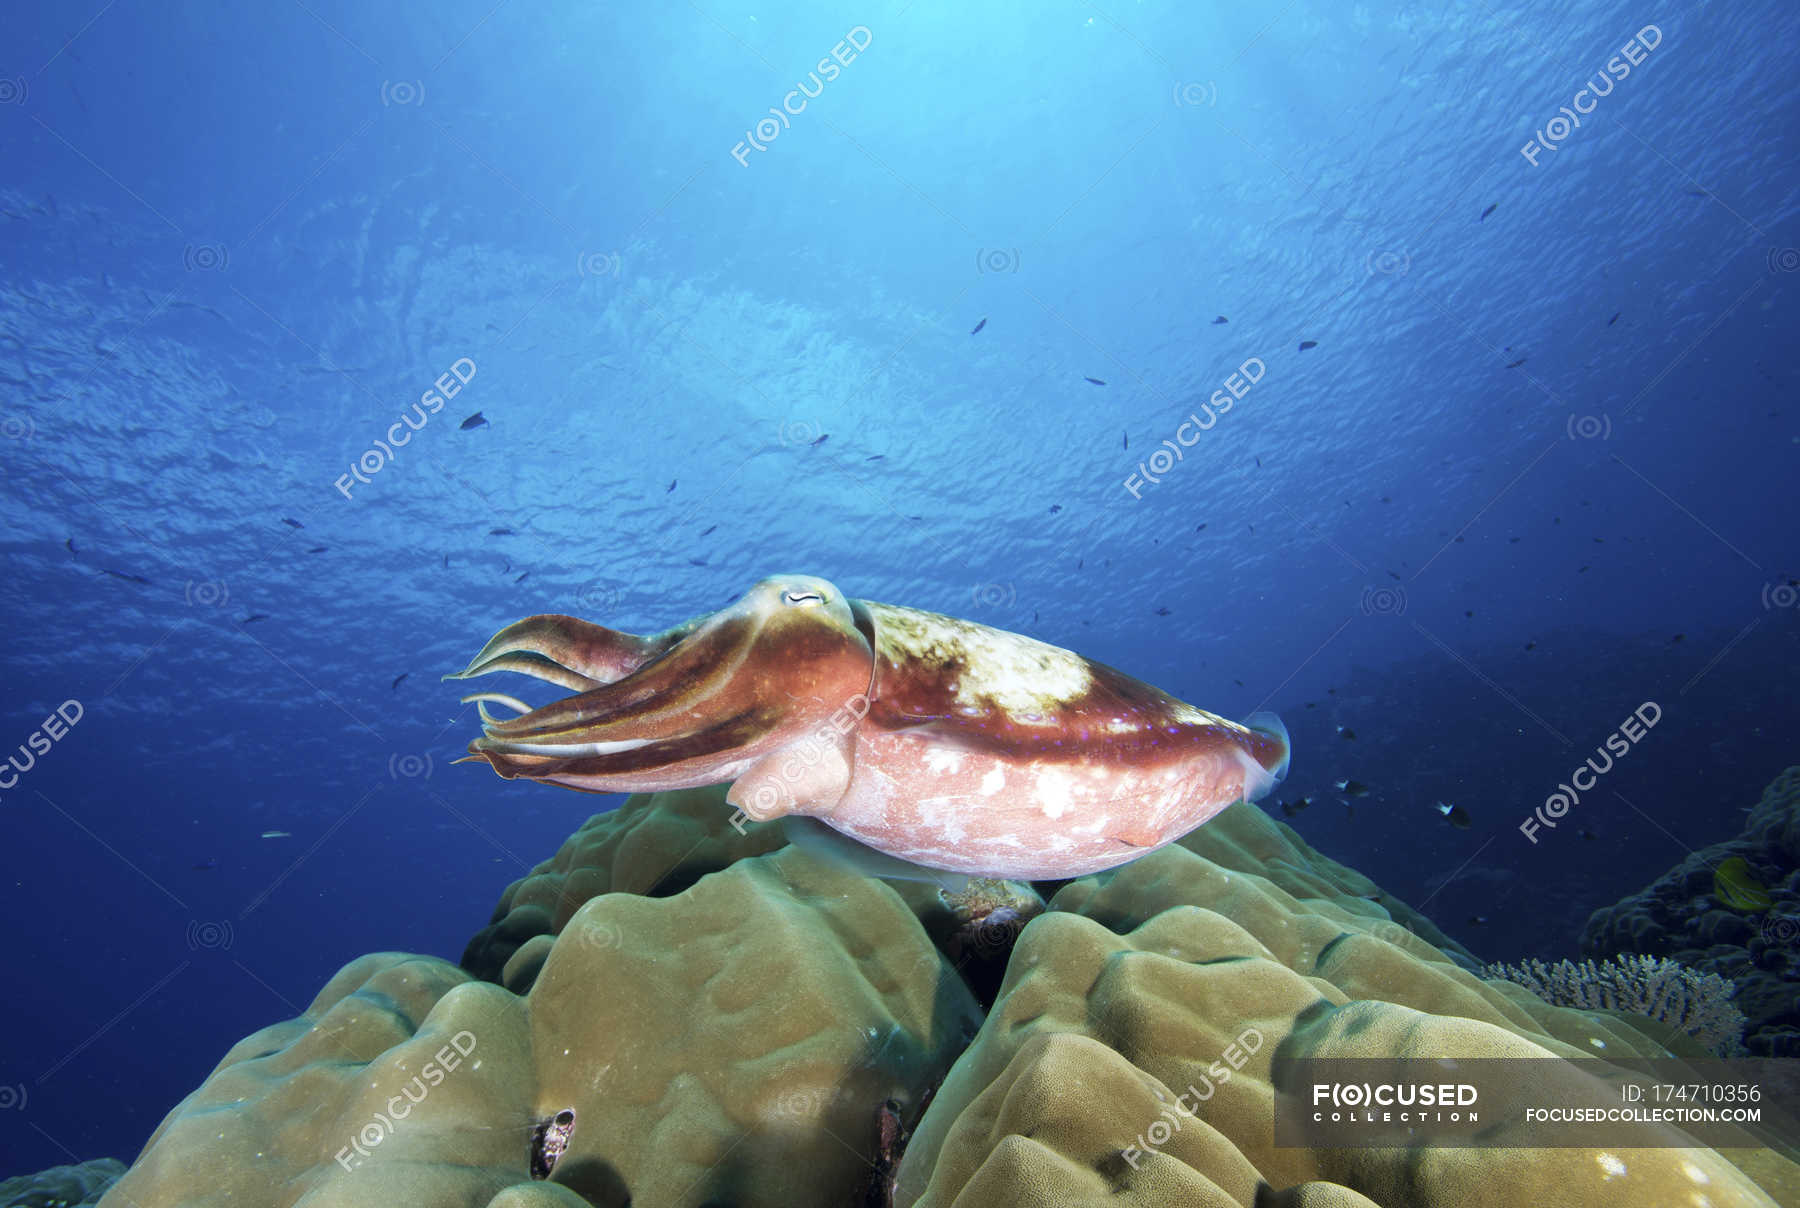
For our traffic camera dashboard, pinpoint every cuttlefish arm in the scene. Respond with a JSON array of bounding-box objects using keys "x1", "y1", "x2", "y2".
[
  {"x1": 444, "y1": 577, "x2": 876, "y2": 800},
  {"x1": 449, "y1": 612, "x2": 708, "y2": 693}
]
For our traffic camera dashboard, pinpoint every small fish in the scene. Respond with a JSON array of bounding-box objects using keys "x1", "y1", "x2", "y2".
[
  {"x1": 1154, "y1": 606, "x2": 1171, "y2": 616},
  {"x1": 515, "y1": 570, "x2": 530, "y2": 583},
  {"x1": 1334, "y1": 779, "x2": 1371, "y2": 798},
  {"x1": 1607, "y1": 312, "x2": 1620, "y2": 326},
  {"x1": 192, "y1": 859, "x2": 219, "y2": 871},
  {"x1": 866, "y1": 454, "x2": 885, "y2": 462},
  {"x1": 1211, "y1": 316, "x2": 1228, "y2": 325},
  {"x1": 306, "y1": 546, "x2": 327, "y2": 554},
  {"x1": 810, "y1": 433, "x2": 829, "y2": 447},
  {"x1": 1467, "y1": 915, "x2": 1489, "y2": 926},
  {"x1": 1480, "y1": 203, "x2": 1497, "y2": 221},
  {"x1": 282, "y1": 517, "x2": 303, "y2": 529},
  {"x1": 1436, "y1": 801, "x2": 1471, "y2": 829},
  {"x1": 101, "y1": 568, "x2": 150, "y2": 584},
  {"x1": 1713, "y1": 857, "x2": 1771, "y2": 912},
  {"x1": 1279, "y1": 795, "x2": 1315, "y2": 817},
  {"x1": 1670, "y1": 633, "x2": 1684, "y2": 643},
  {"x1": 242, "y1": 613, "x2": 269, "y2": 624},
  {"x1": 443, "y1": 553, "x2": 449, "y2": 568},
  {"x1": 1121, "y1": 432, "x2": 1127, "y2": 450},
  {"x1": 1337, "y1": 726, "x2": 1357, "y2": 741},
  {"x1": 65, "y1": 538, "x2": 78, "y2": 556},
  {"x1": 261, "y1": 830, "x2": 292, "y2": 840},
  {"x1": 1578, "y1": 828, "x2": 1599, "y2": 841},
  {"x1": 687, "y1": 558, "x2": 707, "y2": 567},
  {"x1": 1524, "y1": 640, "x2": 1537, "y2": 650},
  {"x1": 460, "y1": 412, "x2": 488, "y2": 430},
  {"x1": 1255, "y1": 456, "x2": 1261, "y2": 467},
  {"x1": 392, "y1": 673, "x2": 409, "y2": 690},
  {"x1": 1505, "y1": 357, "x2": 1527, "y2": 369},
  {"x1": 1195, "y1": 523, "x2": 1206, "y2": 531},
  {"x1": 667, "y1": 479, "x2": 677, "y2": 493},
  {"x1": 1048, "y1": 504, "x2": 1061, "y2": 514},
  {"x1": 700, "y1": 525, "x2": 717, "y2": 536},
  {"x1": 1084, "y1": 377, "x2": 1106, "y2": 386},
  {"x1": 489, "y1": 527, "x2": 514, "y2": 536},
  {"x1": 502, "y1": 559, "x2": 511, "y2": 573},
  {"x1": 1298, "y1": 340, "x2": 1318, "y2": 351},
  {"x1": 970, "y1": 317, "x2": 986, "y2": 334}
]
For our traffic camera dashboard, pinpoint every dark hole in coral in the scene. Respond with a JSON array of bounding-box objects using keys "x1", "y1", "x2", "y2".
[{"x1": 530, "y1": 1106, "x2": 577, "y2": 1180}]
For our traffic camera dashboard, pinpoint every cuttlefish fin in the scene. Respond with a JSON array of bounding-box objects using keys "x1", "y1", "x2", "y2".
[
  {"x1": 778, "y1": 816, "x2": 971, "y2": 894},
  {"x1": 725, "y1": 736, "x2": 855, "y2": 820}
]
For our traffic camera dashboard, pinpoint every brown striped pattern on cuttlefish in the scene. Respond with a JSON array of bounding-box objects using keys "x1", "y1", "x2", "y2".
[{"x1": 447, "y1": 574, "x2": 1288, "y2": 879}]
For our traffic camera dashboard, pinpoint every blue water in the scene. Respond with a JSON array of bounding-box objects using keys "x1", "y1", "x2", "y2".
[{"x1": 2, "y1": 0, "x2": 1796, "y2": 1177}]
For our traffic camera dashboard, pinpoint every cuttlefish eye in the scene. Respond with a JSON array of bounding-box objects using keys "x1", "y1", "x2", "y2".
[{"x1": 781, "y1": 589, "x2": 826, "y2": 606}]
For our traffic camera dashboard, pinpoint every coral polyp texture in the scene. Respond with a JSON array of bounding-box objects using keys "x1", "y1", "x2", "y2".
[
  {"x1": 96, "y1": 787, "x2": 1796, "y2": 1207},
  {"x1": 1481, "y1": 954, "x2": 1746, "y2": 1055}
]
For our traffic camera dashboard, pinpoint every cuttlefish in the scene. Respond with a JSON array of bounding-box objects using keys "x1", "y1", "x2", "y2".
[{"x1": 448, "y1": 574, "x2": 1288, "y2": 879}]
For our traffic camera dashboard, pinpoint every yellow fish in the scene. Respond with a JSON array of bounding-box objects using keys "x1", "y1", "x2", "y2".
[{"x1": 1712, "y1": 857, "x2": 1771, "y2": 912}]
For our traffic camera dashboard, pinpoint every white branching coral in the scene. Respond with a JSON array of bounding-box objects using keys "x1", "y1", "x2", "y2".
[{"x1": 1483, "y1": 954, "x2": 1746, "y2": 1056}]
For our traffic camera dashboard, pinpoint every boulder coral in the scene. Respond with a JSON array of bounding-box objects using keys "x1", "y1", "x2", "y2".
[
  {"x1": 95, "y1": 787, "x2": 1796, "y2": 1207},
  {"x1": 0, "y1": 1156, "x2": 124, "y2": 1205},
  {"x1": 102, "y1": 843, "x2": 981, "y2": 1207}
]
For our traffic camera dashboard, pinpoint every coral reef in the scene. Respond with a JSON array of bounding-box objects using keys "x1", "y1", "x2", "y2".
[
  {"x1": 461, "y1": 784, "x2": 787, "y2": 988},
  {"x1": 1583, "y1": 766, "x2": 1800, "y2": 1056},
  {"x1": 1482, "y1": 954, "x2": 1746, "y2": 1055},
  {"x1": 0, "y1": 1157, "x2": 124, "y2": 1206},
  {"x1": 96, "y1": 787, "x2": 1796, "y2": 1207},
  {"x1": 898, "y1": 839, "x2": 1788, "y2": 1206},
  {"x1": 102, "y1": 845, "x2": 981, "y2": 1207}
]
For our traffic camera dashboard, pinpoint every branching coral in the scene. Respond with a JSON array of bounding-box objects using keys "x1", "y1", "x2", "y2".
[{"x1": 1483, "y1": 954, "x2": 1746, "y2": 1055}]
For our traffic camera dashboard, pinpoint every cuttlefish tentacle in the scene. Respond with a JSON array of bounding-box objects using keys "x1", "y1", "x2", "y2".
[
  {"x1": 447, "y1": 576, "x2": 876, "y2": 800},
  {"x1": 461, "y1": 692, "x2": 534, "y2": 726},
  {"x1": 446, "y1": 613, "x2": 706, "y2": 693},
  {"x1": 450, "y1": 573, "x2": 1289, "y2": 879}
]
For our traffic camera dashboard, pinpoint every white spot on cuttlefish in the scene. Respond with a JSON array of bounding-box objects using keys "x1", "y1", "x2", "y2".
[
  {"x1": 979, "y1": 767, "x2": 1006, "y2": 796},
  {"x1": 925, "y1": 748, "x2": 964, "y2": 775},
  {"x1": 1036, "y1": 768, "x2": 1076, "y2": 819}
]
